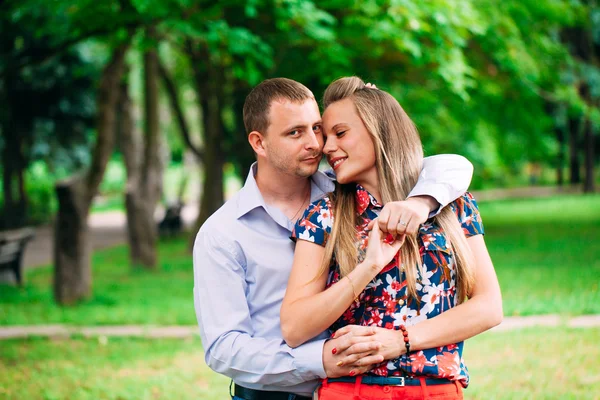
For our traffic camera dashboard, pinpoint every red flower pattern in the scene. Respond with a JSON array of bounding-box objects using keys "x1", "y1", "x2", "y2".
[{"x1": 292, "y1": 187, "x2": 484, "y2": 388}]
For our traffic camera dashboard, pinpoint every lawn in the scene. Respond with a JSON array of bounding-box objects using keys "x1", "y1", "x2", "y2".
[
  {"x1": 0, "y1": 238, "x2": 195, "y2": 326},
  {"x1": 0, "y1": 194, "x2": 599, "y2": 325},
  {"x1": 1, "y1": 328, "x2": 598, "y2": 400},
  {"x1": 478, "y1": 194, "x2": 600, "y2": 316}
]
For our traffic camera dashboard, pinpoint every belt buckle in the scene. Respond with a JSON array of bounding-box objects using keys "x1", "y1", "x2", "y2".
[{"x1": 391, "y1": 377, "x2": 405, "y2": 386}]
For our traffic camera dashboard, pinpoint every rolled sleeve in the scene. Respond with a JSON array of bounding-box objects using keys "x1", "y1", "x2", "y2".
[{"x1": 408, "y1": 154, "x2": 474, "y2": 217}]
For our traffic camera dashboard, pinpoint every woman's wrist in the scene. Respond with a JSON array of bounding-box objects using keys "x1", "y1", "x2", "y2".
[
  {"x1": 396, "y1": 329, "x2": 406, "y2": 356},
  {"x1": 358, "y1": 258, "x2": 382, "y2": 275}
]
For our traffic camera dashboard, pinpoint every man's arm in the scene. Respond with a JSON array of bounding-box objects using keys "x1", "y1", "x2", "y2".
[
  {"x1": 408, "y1": 154, "x2": 474, "y2": 214},
  {"x1": 375, "y1": 154, "x2": 473, "y2": 236},
  {"x1": 193, "y1": 229, "x2": 326, "y2": 387}
]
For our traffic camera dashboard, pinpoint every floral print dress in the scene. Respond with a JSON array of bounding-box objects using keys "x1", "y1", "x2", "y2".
[{"x1": 292, "y1": 185, "x2": 484, "y2": 387}]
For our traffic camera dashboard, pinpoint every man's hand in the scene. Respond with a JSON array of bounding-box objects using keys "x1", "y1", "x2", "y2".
[
  {"x1": 369, "y1": 196, "x2": 439, "y2": 236},
  {"x1": 332, "y1": 325, "x2": 405, "y2": 366},
  {"x1": 322, "y1": 328, "x2": 383, "y2": 378}
]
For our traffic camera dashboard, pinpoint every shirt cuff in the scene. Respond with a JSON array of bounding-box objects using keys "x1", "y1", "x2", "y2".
[
  {"x1": 407, "y1": 182, "x2": 451, "y2": 218},
  {"x1": 291, "y1": 338, "x2": 327, "y2": 380}
]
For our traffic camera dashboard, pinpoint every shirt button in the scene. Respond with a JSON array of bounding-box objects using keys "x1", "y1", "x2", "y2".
[
  {"x1": 383, "y1": 386, "x2": 392, "y2": 393},
  {"x1": 399, "y1": 299, "x2": 405, "y2": 306}
]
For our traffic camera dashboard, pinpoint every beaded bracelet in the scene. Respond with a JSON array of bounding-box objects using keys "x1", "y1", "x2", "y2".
[{"x1": 399, "y1": 324, "x2": 411, "y2": 376}]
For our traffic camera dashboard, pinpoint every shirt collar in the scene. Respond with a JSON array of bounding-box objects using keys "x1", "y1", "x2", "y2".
[
  {"x1": 355, "y1": 183, "x2": 382, "y2": 215},
  {"x1": 236, "y1": 162, "x2": 336, "y2": 219},
  {"x1": 236, "y1": 163, "x2": 267, "y2": 219}
]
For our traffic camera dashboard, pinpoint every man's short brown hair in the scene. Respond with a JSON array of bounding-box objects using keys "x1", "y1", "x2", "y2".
[{"x1": 243, "y1": 78, "x2": 314, "y2": 134}]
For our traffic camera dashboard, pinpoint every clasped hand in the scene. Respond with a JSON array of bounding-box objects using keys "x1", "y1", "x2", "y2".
[{"x1": 324, "y1": 325, "x2": 406, "y2": 377}]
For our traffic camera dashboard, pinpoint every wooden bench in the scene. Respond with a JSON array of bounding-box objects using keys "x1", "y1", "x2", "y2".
[{"x1": 0, "y1": 228, "x2": 35, "y2": 286}]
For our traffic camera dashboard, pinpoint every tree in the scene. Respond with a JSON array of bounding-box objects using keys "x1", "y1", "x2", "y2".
[
  {"x1": 121, "y1": 27, "x2": 164, "y2": 268},
  {"x1": 0, "y1": 6, "x2": 98, "y2": 229},
  {"x1": 53, "y1": 40, "x2": 131, "y2": 304}
]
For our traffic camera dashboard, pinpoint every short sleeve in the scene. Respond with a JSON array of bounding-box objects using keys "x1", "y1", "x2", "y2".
[
  {"x1": 291, "y1": 197, "x2": 334, "y2": 247},
  {"x1": 449, "y1": 192, "x2": 484, "y2": 237}
]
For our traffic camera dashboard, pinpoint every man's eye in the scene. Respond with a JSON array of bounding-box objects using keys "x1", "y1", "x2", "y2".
[
  {"x1": 289, "y1": 130, "x2": 300, "y2": 136},
  {"x1": 313, "y1": 125, "x2": 322, "y2": 133}
]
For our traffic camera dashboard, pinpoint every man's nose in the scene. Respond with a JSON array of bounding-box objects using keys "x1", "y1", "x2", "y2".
[{"x1": 304, "y1": 131, "x2": 321, "y2": 150}]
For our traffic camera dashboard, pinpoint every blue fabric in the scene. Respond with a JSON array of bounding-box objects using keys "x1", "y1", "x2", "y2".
[
  {"x1": 194, "y1": 163, "x2": 332, "y2": 397},
  {"x1": 293, "y1": 187, "x2": 484, "y2": 387}
]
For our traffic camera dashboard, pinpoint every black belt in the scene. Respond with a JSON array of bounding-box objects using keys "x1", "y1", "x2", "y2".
[
  {"x1": 233, "y1": 384, "x2": 311, "y2": 400},
  {"x1": 328, "y1": 375, "x2": 453, "y2": 386}
]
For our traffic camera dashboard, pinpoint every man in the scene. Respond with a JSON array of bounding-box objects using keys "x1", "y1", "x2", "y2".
[{"x1": 193, "y1": 78, "x2": 473, "y2": 400}]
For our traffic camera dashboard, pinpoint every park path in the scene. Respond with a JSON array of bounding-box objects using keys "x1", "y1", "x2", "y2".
[
  {"x1": 19, "y1": 205, "x2": 199, "y2": 271},
  {"x1": 1, "y1": 315, "x2": 599, "y2": 340}
]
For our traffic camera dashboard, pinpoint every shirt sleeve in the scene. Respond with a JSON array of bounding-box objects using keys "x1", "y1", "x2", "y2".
[
  {"x1": 291, "y1": 198, "x2": 333, "y2": 247},
  {"x1": 408, "y1": 154, "x2": 474, "y2": 216},
  {"x1": 449, "y1": 192, "x2": 484, "y2": 237},
  {"x1": 193, "y1": 229, "x2": 327, "y2": 387}
]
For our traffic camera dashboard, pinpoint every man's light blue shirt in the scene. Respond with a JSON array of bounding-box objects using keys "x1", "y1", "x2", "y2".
[
  {"x1": 193, "y1": 155, "x2": 473, "y2": 396},
  {"x1": 194, "y1": 164, "x2": 333, "y2": 397}
]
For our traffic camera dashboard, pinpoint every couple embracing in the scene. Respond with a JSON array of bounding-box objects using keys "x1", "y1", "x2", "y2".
[{"x1": 193, "y1": 76, "x2": 502, "y2": 400}]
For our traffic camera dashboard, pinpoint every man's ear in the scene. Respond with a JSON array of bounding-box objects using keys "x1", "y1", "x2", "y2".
[{"x1": 248, "y1": 131, "x2": 266, "y2": 156}]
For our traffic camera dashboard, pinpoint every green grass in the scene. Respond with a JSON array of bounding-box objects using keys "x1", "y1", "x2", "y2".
[
  {"x1": 0, "y1": 194, "x2": 599, "y2": 326},
  {"x1": 478, "y1": 194, "x2": 600, "y2": 316},
  {"x1": 465, "y1": 327, "x2": 600, "y2": 399},
  {"x1": 0, "y1": 336, "x2": 229, "y2": 400},
  {"x1": 1, "y1": 328, "x2": 598, "y2": 400},
  {"x1": 0, "y1": 238, "x2": 197, "y2": 325}
]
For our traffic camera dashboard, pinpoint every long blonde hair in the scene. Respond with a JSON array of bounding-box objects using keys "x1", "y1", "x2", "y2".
[{"x1": 321, "y1": 77, "x2": 475, "y2": 303}]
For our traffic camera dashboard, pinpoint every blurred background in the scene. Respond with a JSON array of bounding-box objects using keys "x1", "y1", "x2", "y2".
[{"x1": 0, "y1": 0, "x2": 599, "y2": 399}]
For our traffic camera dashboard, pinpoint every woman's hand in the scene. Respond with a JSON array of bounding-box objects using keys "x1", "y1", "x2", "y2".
[
  {"x1": 323, "y1": 331, "x2": 383, "y2": 377},
  {"x1": 331, "y1": 325, "x2": 405, "y2": 370},
  {"x1": 363, "y1": 220, "x2": 405, "y2": 271},
  {"x1": 368, "y1": 197, "x2": 435, "y2": 236}
]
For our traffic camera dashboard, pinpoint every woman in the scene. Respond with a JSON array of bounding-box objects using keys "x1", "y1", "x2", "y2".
[{"x1": 280, "y1": 77, "x2": 502, "y2": 399}]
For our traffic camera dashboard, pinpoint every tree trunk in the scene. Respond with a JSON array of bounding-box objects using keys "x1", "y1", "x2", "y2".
[
  {"x1": 556, "y1": 124, "x2": 565, "y2": 186},
  {"x1": 53, "y1": 40, "x2": 130, "y2": 305},
  {"x1": 53, "y1": 178, "x2": 91, "y2": 304},
  {"x1": 187, "y1": 42, "x2": 225, "y2": 236},
  {"x1": 117, "y1": 71, "x2": 155, "y2": 268},
  {"x1": 568, "y1": 117, "x2": 581, "y2": 184},
  {"x1": 120, "y1": 28, "x2": 162, "y2": 269},
  {"x1": 1, "y1": 132, "x2": 15, "y2": 229},
  {"x1": 157, "y1": 58, "x2": 204, "y2": 161},
  {"x1": 196, "y1": 88, "x2": 225, "y2": 231},
  {"x1": 232, "y1": 82, "x2": 254, "y2": 181},
  {"x1": 583, "y1": 117, "x2": 595, "y2": 192},
  {"x1": 1, "y1": 115, "x2": 28, "y2": 229}
]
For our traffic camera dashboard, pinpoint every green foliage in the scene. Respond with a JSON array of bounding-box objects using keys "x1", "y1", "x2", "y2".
[
  {"x1": 2, "y1": 0, "x2": 599, "y2": 223},
  {"x1": 24, "y1": 163, "x2": 58, "y2": 225},
  {"x1": 99, "y1": 157, "x2": 128, "y2": 195}
]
